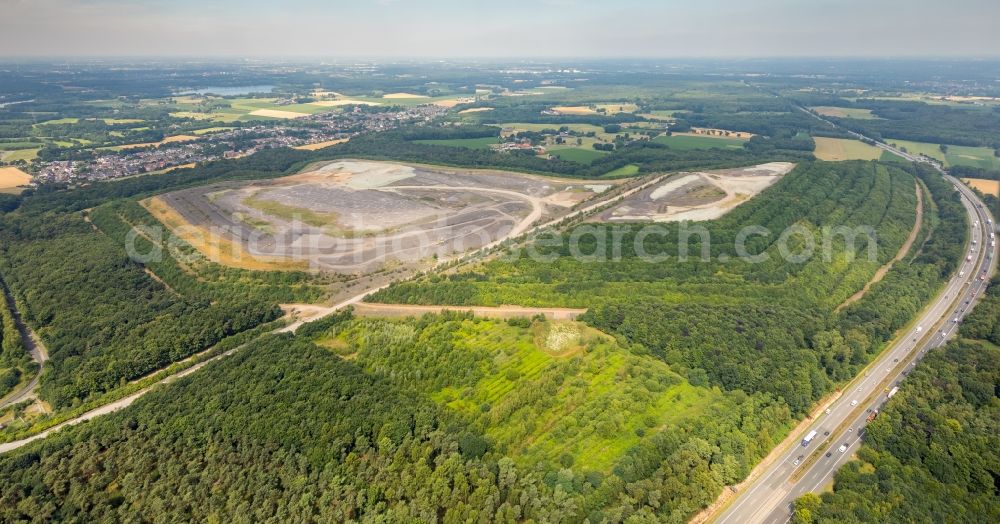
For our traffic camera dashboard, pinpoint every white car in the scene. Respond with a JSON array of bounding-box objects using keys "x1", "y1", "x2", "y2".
[
  {"x1": 838, "y1": 444, "x2": 848, "y2": 453},
  {"x1": 850, "y1": 399, "x2": 858, "y2": 406}
]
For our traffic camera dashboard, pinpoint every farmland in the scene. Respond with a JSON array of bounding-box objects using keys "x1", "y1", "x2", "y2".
[
  {"x1": 548, "y1": 147, "x2": 608, "y2": 163},
  {"x1": 107, "y1": 134, "x2": 199, "y2": 151},
  {"x1": 413, "y1": 136, "x2": 499, "y2": 149},
  {"x1": 962, "y1": 177, "x2": 1000, "y2": 197},
  {"x1": 652, "y1": 133, "x2": 746, "y2": 151},
  {"x1": 0, "y1": 167, "x2": 32, "y2": 193},
  {"x1": 813, "y1": 137, "x2": 883, "y2": 161},
  {"x1": 885, "y1": 139, "x2": 1000, "y2": 170},
  {"x1": 809, "y1": 106, "x2": 880, "y2": 119}
]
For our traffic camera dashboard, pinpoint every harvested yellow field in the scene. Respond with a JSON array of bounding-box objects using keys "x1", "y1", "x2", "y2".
[
  {"x1": 595, "y1": 103, "x2": 638, "y2": 114},
  {"x1": 813, "y1": 137, "x2": 883, "y2": 161},
  {"x1": 113, "y1": 135, "x2": 199, "y2": 151},
  {"x1": 433, "y1": 97, "x2": 475, "y2": 108},
  {"x1": 141, "y1": 196, "x2": 308, "y2": 272},
  {"x1": 963, "y1": 178, "x2": 1000, "y2": 197},
  {"x1": 382, "y1": 92, "x2": 429, "y2": 99},
  {"x1": 248, "y1": 108, "x2": 310, "y2": 119},
  {"x1": 551, "y1": 106, "x2": 597, "y2": 115},
  {"x1": 309, "y1": 100, "x2": 381, "y2": 107},
  {"x1": 0, "y1": 166, "x2": 32, "y2": 192},
  {"x1": 147, "y1": 163, "x2": 197, "y2": 175},
  {"x1": 458, "y1": 107, "x2": 494, "y2": 114},
  {"x1": 293, "y1": 138, "x2": 349, "y2": 151}
]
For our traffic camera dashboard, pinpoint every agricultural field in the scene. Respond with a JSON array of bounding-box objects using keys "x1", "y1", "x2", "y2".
[
  {"x1": 652, "y1": 133, "x2": 746, "y2": 151},
  {"x1": 886, "y1": 139, "x2": 1000, "y2": 170},
  {"x1": 413, "y1": 136, "x2": 499, "y2": 149},
  {"x1": 146, "y1": 160, "x2": 611, "y2": 274},
  {"x1": 0, "y1": 167, "x2": 33, "y2": 194},
  {"x1": 291, "y1": 138, "x2": 349, "y2": 150},
  {"x1": 0, "y1": 148, "x2": 40, "y2": 162},
  {"x1": 813, "y1": 137, "x2": 883, "y2": 161},
  {"x1": 549, "y1": 103, "x2": 639, "y2": 115},
  {"x1": 962, "y1": 177, "x2": 1000, "y2": 197},
  {"x1": 809, "y1": 106, "x2": 881, "y2": 119},
  {"x1": 108, "y1": 134, "x2": 199, "y2": 151},
  {"x1": 548, "y1": 147, "x2": 609, "y2": 164},
  {"x1": 593, "y1": 162, "x2": 795, "y2": 222}
]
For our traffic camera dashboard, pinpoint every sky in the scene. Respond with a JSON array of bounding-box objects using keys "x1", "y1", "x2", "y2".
[{"x1": 2, "y1": 0, "x2": 999, "y2": 58}]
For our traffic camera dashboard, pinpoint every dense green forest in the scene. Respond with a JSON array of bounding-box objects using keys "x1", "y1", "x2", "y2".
[
  {"x1": 0, "y1": 332, "x2": 568, "y2": 522},
  {"x1": 0, "y1": 280, "x2": 31, "y2": 398},
  {"x1": 319, "y1": 312, "x2": 794, "y2": 520},
  {"x1": 0, "y1": 210, "x2": 281, "y2": 409},
  {"x1": 371, "y1": 161, "x2": 961, "y2": 414},
  {"x1": 0, "y1": 309, "x2": 795, "y2": 522},
  {"x1": 795, "y1": 278, "x2": 1000, "y2": 523}
]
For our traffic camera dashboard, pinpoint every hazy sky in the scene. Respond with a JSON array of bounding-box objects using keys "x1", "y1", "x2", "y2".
[{"x1": 2, "y1": 0, "x2": 999, "y2": 58}]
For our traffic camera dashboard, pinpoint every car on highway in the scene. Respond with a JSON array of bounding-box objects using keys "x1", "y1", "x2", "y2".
[
  {"x1": 793, "y1": 455, "x2": 803, "y2": 466},
  {"x1": 839, "y1": 444, "x2": 848, "y2": 453},
  {"x1": 826, "y1": 452, "x2": 832, "y2": 458},
  {"x1": 850, "y1": 399, "x2": 858, "y2": 406}
]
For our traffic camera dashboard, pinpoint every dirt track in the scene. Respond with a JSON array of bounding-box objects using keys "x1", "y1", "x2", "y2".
[
  {"x1": 353, "y1": 302, "x2": 586, "y2": 320},
  {"x1": 836, "y1": 180, "x2": 924, "y2": 312}
]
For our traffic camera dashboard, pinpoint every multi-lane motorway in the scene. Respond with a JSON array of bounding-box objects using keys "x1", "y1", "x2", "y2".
[{"x1": 714, "y1": 112, "x2": 997, "y2": 524}]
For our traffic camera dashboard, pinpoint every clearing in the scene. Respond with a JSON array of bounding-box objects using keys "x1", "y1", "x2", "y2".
[
  {"x1": 592, "y1": 162, "x2": 796, "y2": 222},
  {"x1": 813, "y1": 137, "x2": 883, "y2": 161}
]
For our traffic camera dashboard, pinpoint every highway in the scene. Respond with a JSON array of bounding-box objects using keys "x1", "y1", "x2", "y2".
[{"x1": 714, "y1": 112, "x2": 997, "y2": 524}]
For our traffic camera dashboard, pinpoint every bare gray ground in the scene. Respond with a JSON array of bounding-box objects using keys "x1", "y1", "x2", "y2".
[
  {"x1": 591, "y1": 162, "x2": 795, "y2": 223},
  {"x1": 158, "y1": 160, "x2": 610, "y2": 274}
]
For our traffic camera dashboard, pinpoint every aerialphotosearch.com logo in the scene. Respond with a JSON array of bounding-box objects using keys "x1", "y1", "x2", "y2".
[
  {"x1": 500, "y1": 222, "x2": 878, "y2": 264},
  {"x1": 123, "y1": 213, "x2": 880, "y2": 269}
]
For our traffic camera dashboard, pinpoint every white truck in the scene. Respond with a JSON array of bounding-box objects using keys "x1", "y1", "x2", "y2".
[
  {"x1": 887, "y1": 386, "x2": 899, "y2": 399},
  {"x1": 801, "y1": 430, "x2": 817, "y2": 447}
]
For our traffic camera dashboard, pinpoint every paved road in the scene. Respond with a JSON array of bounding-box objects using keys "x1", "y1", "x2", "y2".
[{"x1": 714, "y1": 110, "x2": 997, "y2": 524}]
